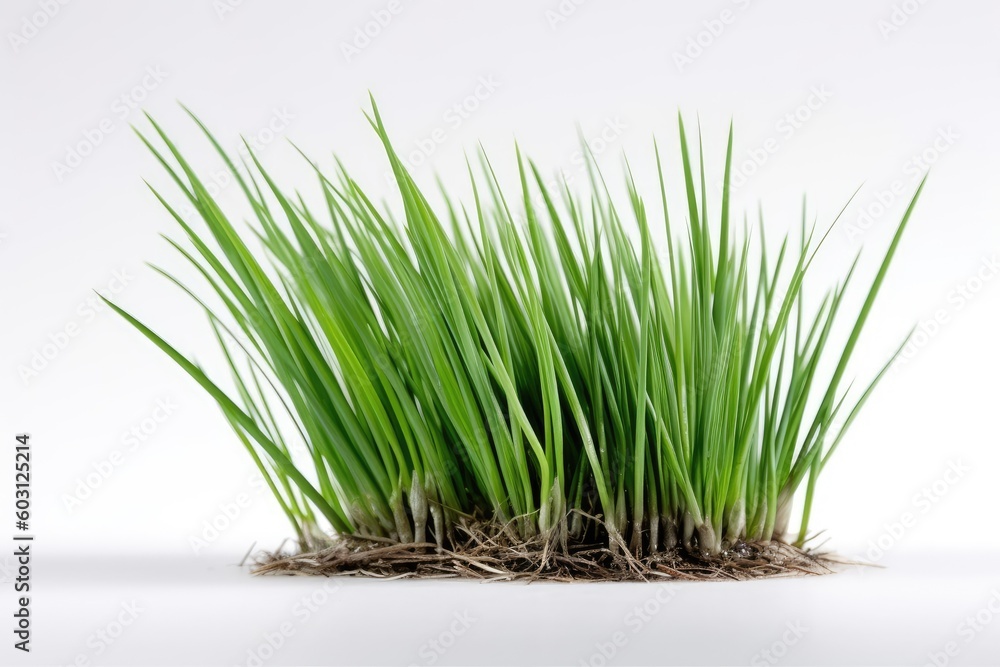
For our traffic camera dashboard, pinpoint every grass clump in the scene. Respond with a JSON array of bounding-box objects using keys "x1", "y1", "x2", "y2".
[{"x1": 108, "y1": 99, "x2": 924, "y2": 570}]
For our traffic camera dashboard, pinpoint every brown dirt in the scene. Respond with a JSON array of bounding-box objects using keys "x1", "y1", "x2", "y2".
[{"x1": 252, "y1": 522, "x2": 843, "y2": 582}]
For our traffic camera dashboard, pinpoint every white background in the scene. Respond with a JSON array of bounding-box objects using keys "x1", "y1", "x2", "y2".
[{"x1": 2, "y1": 1, "x2": 999, "y2": 665}]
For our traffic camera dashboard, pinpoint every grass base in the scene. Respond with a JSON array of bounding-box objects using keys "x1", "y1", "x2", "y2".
[{"x1": 252, "y1": 524, "x2": 840, "y2": 582}]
